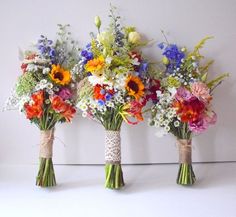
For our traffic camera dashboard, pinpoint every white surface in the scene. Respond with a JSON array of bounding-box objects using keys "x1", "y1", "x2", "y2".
[
  {"x1": 0, "y1": 163, "x2": 236, "y2": 217},
  {"x1": 0, "y1": 0, "x2": 236, "y2": 164}
]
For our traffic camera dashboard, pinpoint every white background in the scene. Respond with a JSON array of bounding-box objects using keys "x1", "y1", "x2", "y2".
[{"x1": 0, "y1": 0, "x2": 236, "y2": 165}]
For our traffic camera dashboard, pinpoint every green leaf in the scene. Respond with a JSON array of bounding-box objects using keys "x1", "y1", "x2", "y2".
[{"x1": 207, "y1": 73, "x2": 229, "y2": 89}]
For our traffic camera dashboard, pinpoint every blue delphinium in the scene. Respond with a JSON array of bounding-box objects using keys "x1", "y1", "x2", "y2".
[
  {"x1": 159, "y1": 43, "x2": 185, "y2": 73},
  {"x1": 37, "y1": 35, "x2": 56, "y2": 63},
  {"x1": 81, "y1": 49, "x2": 94, "y2": 64}
]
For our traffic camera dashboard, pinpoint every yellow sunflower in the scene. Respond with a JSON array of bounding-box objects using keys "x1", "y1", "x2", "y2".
[
  {"x1": 49, "y1": 64, "x2": 71, "y2": 85},
  {"x1": 85, "y1": 56, "x2": 105, "y2": 77},
  {"x1": 125, "y1": 75, "x2": 145, "y2": 100}
]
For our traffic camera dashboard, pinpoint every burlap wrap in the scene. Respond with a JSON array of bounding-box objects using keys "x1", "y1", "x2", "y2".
[
  {"x1": 39, "y1": 129, "x2": 55, "y2": 158},
  {"x1": 177, "y1": 139, "x2": 192, "y2": 164},
  {"x1": 105, "y1": 130, "x2": 121, "y2": 164}
]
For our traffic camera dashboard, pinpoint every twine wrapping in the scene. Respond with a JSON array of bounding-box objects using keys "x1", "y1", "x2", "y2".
[
  {"x1": 105, "y1": 130, "x2": 121, "y2": 164},
  {"x1": 39, "y1": 129, "x2": 55, "y2": 158},
  {"x1": 177, "y1": 139, "x2": 192, "y2": 164}
]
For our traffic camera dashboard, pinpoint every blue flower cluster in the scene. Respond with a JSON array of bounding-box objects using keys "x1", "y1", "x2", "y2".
[
  {"x1": 81, "y1": 49, "x2": 93, "y2": 64},
  {"x1": 158, "y1": 43, "x2": 185, "y2": 73},
  {"x1": 136, "y1": 61, "x2": 149, "y2": 78},
  {"x1": 37, "y1": 35, "x2": 56, "y2": 63}
]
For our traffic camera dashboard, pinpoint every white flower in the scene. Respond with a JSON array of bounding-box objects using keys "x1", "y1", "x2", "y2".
[
  {"x1": 105, "y1": 56, "x2": 112, "y2": 64},
  {"x1": 174, "y1": 120, "x2": 180, "y2": 127},
  {"x1": 168, "y1": 87, "x2": 177, "y2": 97},
  {"x1": 82, "y1": 112, "x2": 87, "y2": 118},
  {"x1": 131, "y1": 58, "x2": 140, "y2": 66},
  {"x1": 164, "y1": 125, "x2": 170, "y2": 132},
  {"x1": 156, "y1": 90, "x2": 162, "y2": 97},
  {"x1": 43, "y1": 67, "x2": 50, "y2": 74}
]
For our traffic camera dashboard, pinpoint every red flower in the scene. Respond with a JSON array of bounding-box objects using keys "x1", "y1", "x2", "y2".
[
  {"x1": 173, "y1": 97, "x2": 205, "y2": 123},
  {"x1": 93, "y1": 84, "x2": 114, "y2": 101},
  {"x1": 21, "y1": 63, "x2": 28, "y2": 73},
  {"x1": 146, "y1": 79, "x2": 161, "y2": 103},
  {"x1": 24, "y1": 104, "x2": 43, "y2": 119}
]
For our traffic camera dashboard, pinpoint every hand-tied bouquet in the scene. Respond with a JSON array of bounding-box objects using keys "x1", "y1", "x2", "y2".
[
  {"x1": 149, "y1": 36, "x2": 229, "y2": 185},
  {"x1": 76, "y1": 7, "x2": 155, "y2": 189},
  {"x1": 5, "y1": 25, "x2": 80, "y2": 187}
]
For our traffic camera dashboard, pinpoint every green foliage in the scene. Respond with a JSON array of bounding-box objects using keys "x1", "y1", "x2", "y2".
[
  {"x1": 207, "y1": 73, "x2": 229, "y2": 89},
  {"x1": 16, "y1": 72, "x2": 37, "y2": 97},
  {"x1": 77, "y1": 78, "x2": 94, "y2": 102}
]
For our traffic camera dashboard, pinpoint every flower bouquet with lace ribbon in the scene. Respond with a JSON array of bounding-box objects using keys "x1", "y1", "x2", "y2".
[
  {"x1": 4, "y1": 25, "x2": 80, "y2": 187},
  {"x1": 76, "y1": 7, "x2": 152, "y2": 189},
  {"x1": 149, "y1": 36, "x2": 228, "y2": 185}
]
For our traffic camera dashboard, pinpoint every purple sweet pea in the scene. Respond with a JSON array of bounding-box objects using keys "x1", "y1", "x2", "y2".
[{"x1": 58, "y1": 88, "x2": 72, "y2": 100}]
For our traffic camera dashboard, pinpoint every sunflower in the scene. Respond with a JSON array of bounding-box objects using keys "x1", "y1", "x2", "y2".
[
  {"x1": 125, "y1": 75, "x2": 144, "y2": 100},
  {"x1": 85, "y1": 56, "x2": 105, "y2": 77},
  {"x1": 49, "y1": 64, "x2": 71, "y2": 85}
]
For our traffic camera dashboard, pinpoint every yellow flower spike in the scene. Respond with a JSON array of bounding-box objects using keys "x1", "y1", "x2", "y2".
[{"x1": 49, "y1": 64, "x2": 71, "y2": 85}]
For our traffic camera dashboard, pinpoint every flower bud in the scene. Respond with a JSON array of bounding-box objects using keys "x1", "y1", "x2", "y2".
[
  {"x1": 94, "y1": 16, "x2": 101, "y2": 29},
  {"x1": 128, "y1": 31, "x2": 141, "y2": 44}
]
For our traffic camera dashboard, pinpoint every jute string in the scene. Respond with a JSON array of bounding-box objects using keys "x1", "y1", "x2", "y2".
[
  {"x1": 177, "y1": 139, "x2": 192, "y2": 164},
  {"x1": 39, "y1": 129, "x2": 55, "y2": 158},
  {"x1": 105, "y1": 130, "x2": 121, "y2": 164}
]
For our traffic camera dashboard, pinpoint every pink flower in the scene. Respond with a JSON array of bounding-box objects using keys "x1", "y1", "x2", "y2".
[
  {"x1": 190, "y1": 82, "x2": 211, "y2": 102},
  {"x1": 175, "y1": 87, "x2": 193, "y2": 101},
  {"x1": 189, "y1": 118, "x2": 209, "y2": 133},
  {"x1": 58, "y1": 88, "x2": 72, "y2": 100},
  {"x1": 204, "y1": 110, "x2": 217, "y2": 125},
  {"x1": 189, "y1": 110, "x2": 217, "y2": 133}
]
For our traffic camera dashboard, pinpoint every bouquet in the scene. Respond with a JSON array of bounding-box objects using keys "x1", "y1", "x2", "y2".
[
  {"x1": 149, "y1": 36, "x2": 228, "y2": 185},
  {"x1": 5, "y1": 25, "x2": 80, "y2": 187},
  {"x1": 76, "y1": 7, "x2": 153, "y2": 189}
]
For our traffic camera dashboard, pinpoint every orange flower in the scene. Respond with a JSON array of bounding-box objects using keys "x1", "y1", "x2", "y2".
[
  {"x1": 120, "y1": 101, "x2": 144, "y2": 125},
  {"x1": 32, "y1": 90, "x2": 44, "y2": 106},
  {"x1": 24, "y1": 91, "x2": 44, "y2": 119},
  {"x1": 51, "y1": 96, "x2": 67, "y2": 112},
  {"x1": 85, "y1": 56, "x2": 105, "y2": 75},
  {"x1": 51, "y1": 95, "x2": 76, "y2": 122},
  {"x1": 61, "y1": 104, "x2": 76, "y2": 122}
]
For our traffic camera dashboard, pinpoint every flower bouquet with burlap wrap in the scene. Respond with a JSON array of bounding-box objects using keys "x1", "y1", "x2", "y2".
[
  {"x1": 4, "y1": 25, "x2": 80, "y2": 187},
  {"x1": 76, "y1": 6, "x2": 152, "y2": 189},
  {"x1": 149, "y1": 36, "x2": 228, "y2": 185}
]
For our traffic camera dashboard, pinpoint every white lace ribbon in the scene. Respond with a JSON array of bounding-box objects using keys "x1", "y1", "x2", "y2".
[{"x1": 105, "y1": 130, "x2": 121, "y2": 164}]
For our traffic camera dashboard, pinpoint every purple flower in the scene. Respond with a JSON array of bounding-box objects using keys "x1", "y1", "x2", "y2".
[
  {"x1": 175, "y1": 87, "x2": 193, "y2": 101},
  {"x1": 158, "y1": 42, "x2": 165, "y2": 49},
  {"x1": 58, "y1": 88, "x2": 72, "y2": 100}
]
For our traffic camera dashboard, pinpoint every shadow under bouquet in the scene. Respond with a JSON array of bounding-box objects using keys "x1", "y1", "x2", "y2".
[
  {"x1": 149, "y1": 36, "x2": 229, "y2": 185},
  {"x1": 76, "y1": 7, "x2": 153, "y2": 189},
  {"x1": 5, "y1": 25, "x2": 80, "y2": 187}
]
